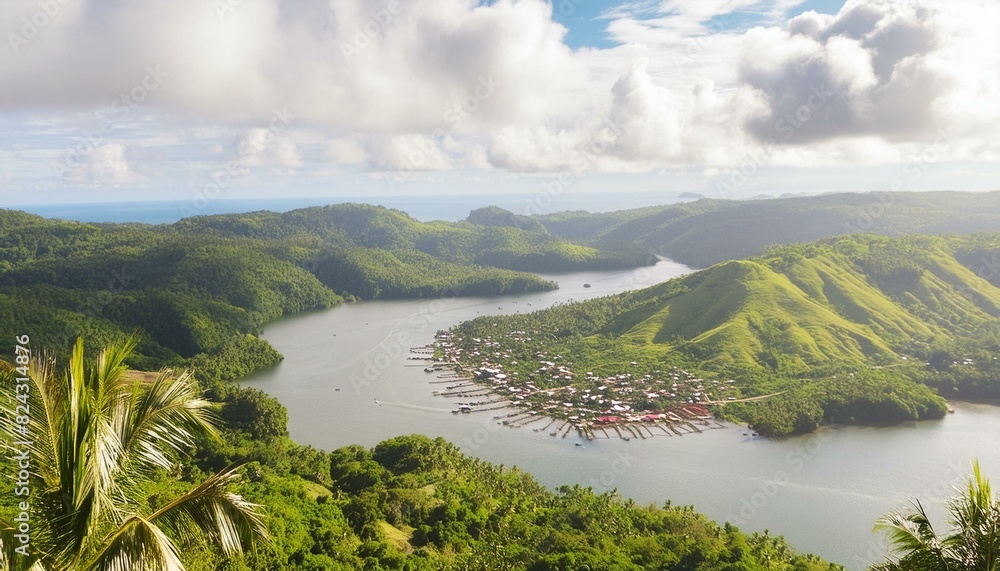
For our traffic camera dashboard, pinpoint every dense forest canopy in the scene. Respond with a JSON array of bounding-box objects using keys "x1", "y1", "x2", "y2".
[
  {"x1": 0, "y1": 203, "x2": 651, "y2": 375},
  {"x1": 2, "y1": 195, "x2": 998, "y2": 568}
]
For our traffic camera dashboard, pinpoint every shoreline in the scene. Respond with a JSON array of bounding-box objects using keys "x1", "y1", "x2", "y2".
[{"x1": 413, "y1": 342, "x2": 728, "y2": 442}]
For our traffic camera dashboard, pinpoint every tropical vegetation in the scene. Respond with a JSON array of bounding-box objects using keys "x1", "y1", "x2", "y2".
[
  {"x1": 445, "y1": 233, "x2": 1000, "y2": 435},
  {"x1": 0, "y1": 337, "x2": 268, "y2": 570},
  {"x1": 873, "y1": 462, "x2": 1000, "y2": 571},
  {"x1": 0, "y1": 204, "x2": 652, "y2": 380},
  {"x1": 0, "y1": 338, "x2": 843, "y2": 570}
]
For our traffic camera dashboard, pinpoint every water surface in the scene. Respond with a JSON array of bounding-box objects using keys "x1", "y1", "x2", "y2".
[{"x1": 243, "y1": 260, "x2": 1000, "y2": 569}]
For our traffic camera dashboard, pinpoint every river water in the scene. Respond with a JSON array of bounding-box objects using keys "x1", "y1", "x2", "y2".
[{"x1": 242, "y1": 259, "x2": 1000, "y2": 569}]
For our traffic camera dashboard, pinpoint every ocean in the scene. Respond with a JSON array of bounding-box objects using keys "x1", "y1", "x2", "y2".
[{"x1": 11, "y1": 192, "x2": 692, "y2": 224}]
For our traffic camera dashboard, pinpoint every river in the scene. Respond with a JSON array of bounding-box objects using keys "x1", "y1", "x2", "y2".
[{"x1": 242, "y1": 259, "x2": 1000, "y2": 569}]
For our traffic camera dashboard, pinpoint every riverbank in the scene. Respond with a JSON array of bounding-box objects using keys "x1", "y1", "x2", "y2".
[{"x1": 242, "y1": 261, "x2": 1000, "y2": 570}]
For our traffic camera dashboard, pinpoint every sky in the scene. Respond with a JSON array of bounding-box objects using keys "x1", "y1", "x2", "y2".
[{"x1": 1, "y1": 0, "x2": 999, "y2": 208}]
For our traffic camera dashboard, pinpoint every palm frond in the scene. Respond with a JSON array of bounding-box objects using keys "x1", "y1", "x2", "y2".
[
  {"x1": 874, "y1": 499, "x2": 957, "y2": 571},
  {"x1": 875, "y1": 500, "x2": 941, "y2": 552},
  {"x1": 85, "y1": 516, "x2": 184, "y2": 571},
  {"x1": 94, "y1": 335, "x2": 139, "y2": 406},
  {"x1": 0, "y1": 338, "x2": 268, "y2": 570},
  {"x1": 148, "y1": 465, "x2": 269, "y2": 557},
  {"x1": 115, "y1": 368, "x2": 218, "y2": 473}
]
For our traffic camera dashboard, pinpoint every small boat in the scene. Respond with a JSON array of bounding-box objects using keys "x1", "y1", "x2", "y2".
[
  {"x1": 424, "y1": 366, "x2": 435, "y2": 373},
  {"x1": 583, "y1": 283, "x2": 591, "y2": 288},
  {"x1": 574, "y1": 443, "x2": 582, "y2": 447},
  {"x1": 335, "y1": 387, "x2": 341, "y2": 392}
]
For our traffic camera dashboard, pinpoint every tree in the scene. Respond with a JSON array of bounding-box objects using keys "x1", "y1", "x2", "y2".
[
  {"x1": 0, "y1": 337, "x2": 268, "y2": 571},
  {"x1": 872, "y1": 461, "x2": 1000, "y2": 571}
]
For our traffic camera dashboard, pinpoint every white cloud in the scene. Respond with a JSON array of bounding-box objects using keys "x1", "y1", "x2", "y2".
[
  {"x1": 741, "y1": 0, "x2": 1000, "y2": 146},
  {"x1": 235, "y1": 129, "x2": 302, "y2": 169},
  {"x1": 66, "y1": 143, "x2": 144, "y2": 185},
  {"x1": 324, "y1": 139, "x2": 367, "y2": 165},
  {"x1": 1, "y1": 0, "x2": 998, "y2": 183}
]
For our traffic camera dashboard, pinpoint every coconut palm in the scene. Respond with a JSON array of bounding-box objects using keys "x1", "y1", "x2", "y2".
[
  {"x1": 0, "y1": 337, "x2": 268, "y2": 571},
  {"x1": 872, "y1": 461, "x2": 1000, "y2": 571}
]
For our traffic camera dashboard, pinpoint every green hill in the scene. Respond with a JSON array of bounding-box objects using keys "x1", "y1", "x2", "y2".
[
  {"x1": 534, "y1": 191, "x2": 1000, "y2": 267},
  {"x1": 0, "y1": 203, "x2": 653, "y2": 380},
  {"x1": 449, "y1": 234, "x2": 1000, "y2": 435}
]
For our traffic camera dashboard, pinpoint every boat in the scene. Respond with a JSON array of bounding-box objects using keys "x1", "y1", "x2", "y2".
[
  {"x1": 424, "y1": 366, "x2": 435, "y2": 373},
  {"x1": 583, "y1": 283, "x2": 591, "y2": 288}
]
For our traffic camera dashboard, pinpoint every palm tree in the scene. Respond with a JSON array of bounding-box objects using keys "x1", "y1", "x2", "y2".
[
  {"x1": 0, "y1": 337, "x2": 268, "y2": 571},
  {"x1": 872, "y1": 461, "x2": 1000, "y2": 571}
]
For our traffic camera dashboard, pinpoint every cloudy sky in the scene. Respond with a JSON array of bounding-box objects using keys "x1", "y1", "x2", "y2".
[{"x1": 1, "y1": 0, "x2": 998, "y2": 206}]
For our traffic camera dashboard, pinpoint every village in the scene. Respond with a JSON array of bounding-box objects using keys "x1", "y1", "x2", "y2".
[{"x1": 409, "y1": 329, "x2": 745, "y2": 441}]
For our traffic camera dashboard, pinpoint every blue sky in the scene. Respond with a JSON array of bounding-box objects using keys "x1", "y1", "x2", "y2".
[
  {"x1": 0, "y1": 0, "x2": 997, "y2": 207},
  {"x1": 553, "y1": 0, "x2": 848, "y2": 49}
]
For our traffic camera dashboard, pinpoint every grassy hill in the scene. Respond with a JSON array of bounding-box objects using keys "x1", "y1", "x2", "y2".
[
  {"x1": 449, "y1": 233, "x2": 1000, "y2": 435},
  {"x1": 530, "y1": 191, "x2": 1000, "y2": 267}
]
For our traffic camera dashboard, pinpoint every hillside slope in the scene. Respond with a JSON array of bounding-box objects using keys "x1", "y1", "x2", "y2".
[
  {"x1": 449, "y1": 234, "x2": 1000, "y2": 434},
  {"x1": 533, "y1": 191, "x2": 1000, "y2": 267}
]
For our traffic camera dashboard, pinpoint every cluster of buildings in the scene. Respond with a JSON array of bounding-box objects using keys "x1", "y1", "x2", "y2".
[{"x1": 429, "y1": 329, "x2": 741, "y2": 435}]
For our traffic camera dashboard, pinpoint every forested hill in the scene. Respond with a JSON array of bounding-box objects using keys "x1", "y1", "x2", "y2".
[
  {"x1": 0, "y1": 203, "x2": 649, "y2": 378},
  {"x1": 450, "y1": 233, "x2": 1000, "y2": 435},
  {"x1": 174, "y1": 202, "x2": 652, "y2": 273},
  {"x1": 529, "y1": 191, "x2": 1000, "y2": 267}
]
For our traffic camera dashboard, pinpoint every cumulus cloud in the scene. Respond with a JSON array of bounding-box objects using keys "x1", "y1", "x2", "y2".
[
  {"x1": 235, "y1": 129, "x2": 302, "y2": 169},
  {"x1": 741, "y1": 0, "x2": 1000, "y2": 145},
  {"x1": 1, "y1": 0, "x2": 998, "y2": 181},
  {"x1": 66, "y1": 143, "x2": 144, "y2": 185},
  {"x1": 324, "y1": 139, "x2": 367, "y2": 165},
  {"x1": 0, "y1": 0, "x2": 586, "y2": 132}
]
